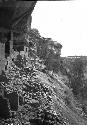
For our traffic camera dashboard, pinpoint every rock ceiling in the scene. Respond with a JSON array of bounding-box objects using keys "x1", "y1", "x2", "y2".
[{"x1": 0, "y1": 1, "x2": 37, "y2": 31}]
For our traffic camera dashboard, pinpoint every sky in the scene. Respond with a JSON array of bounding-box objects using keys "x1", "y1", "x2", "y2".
[{"x1": 31, "y1": 0, "x2": 87, "y2": 57}]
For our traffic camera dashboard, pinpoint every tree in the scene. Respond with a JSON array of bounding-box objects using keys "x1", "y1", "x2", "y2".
[
  {"x1": 69, "y1": 58, "x2": 84, "y2": 95},
  {"x1": 26, "y1": 28, "x2": 62, "y2": 73}
]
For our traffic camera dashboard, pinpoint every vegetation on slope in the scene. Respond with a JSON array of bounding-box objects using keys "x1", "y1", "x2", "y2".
[{"x1": 0, "y1": 29, "x2": 87, "y2": 125}]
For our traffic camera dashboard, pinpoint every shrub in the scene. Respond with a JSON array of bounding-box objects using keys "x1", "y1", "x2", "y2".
[{"x1": 69, "y1": 58, "x2": 84, "y2": 96}]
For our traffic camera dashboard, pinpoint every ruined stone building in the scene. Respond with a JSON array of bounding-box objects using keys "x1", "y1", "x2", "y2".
[{"x1": 0, "y1": 1, "x2": 36, "y2": 74}]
